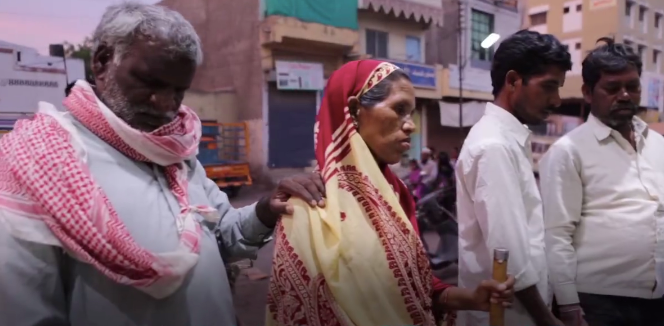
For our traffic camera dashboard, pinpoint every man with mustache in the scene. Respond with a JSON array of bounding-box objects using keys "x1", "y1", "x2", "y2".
[
  {"x1": 540, "y1": 37, "x2": 664, "y2": 326},
  {"x1": 456, "y1": 30, "x2": 571, "y2": 326},
  {"x1": 0, "y1": 3, "x2": 324, "y2": 326}
]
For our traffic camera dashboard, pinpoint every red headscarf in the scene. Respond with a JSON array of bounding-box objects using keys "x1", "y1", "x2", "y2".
[{"x1": 314, "y1": 60, "x2": 451, "y2": 294}]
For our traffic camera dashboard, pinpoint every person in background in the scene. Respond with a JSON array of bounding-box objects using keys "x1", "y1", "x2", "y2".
[
  {"x1": 455, "y1": 30, "x2": 571, "y2": 326},
  {"x1": 450, "y1": 146, "x2": 460, "y2": 166},
  {"x1": 540, "y1": 37, "x2": 664, "y2": 326},
  {"x1": 429, "y1": 146, "x2": 437, "y2": 161},
  {"x1": 0, "y1": 3, "x2": 324, "y2": 326},
  {"x1": 407, "y1": 158, "x2": 424, "y2": 200},
  {"x1": 266, "y1": 59, "x2": 515, "y2": 326},
  {"x1": 435, "y1": 151, "x2": 457, "y2": 223},
  {"x1": 389, "y1": 153, "x2": 411, "y2": 181},
  {"x1": 437, "y1": 151, "x2": 455, "y2": 189},
  {"x1": 420, "y1": 147, "x2": 438, "y2": 193}
]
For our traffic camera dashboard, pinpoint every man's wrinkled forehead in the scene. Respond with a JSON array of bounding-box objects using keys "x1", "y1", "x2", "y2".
[
  {"x1": 119, "y1": 38, "x2": 197, "y2": 85},
  {"x1": 597, "y1": 68, "x2": 640, "y2": 84}
]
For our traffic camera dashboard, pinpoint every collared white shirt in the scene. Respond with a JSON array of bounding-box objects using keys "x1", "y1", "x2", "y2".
[
  {"x1": 456, "y1": 103, "x2": 549, "y2": 326},
  {"x1": 539, "y1": 114, "x2": 664, "y2": 305}
]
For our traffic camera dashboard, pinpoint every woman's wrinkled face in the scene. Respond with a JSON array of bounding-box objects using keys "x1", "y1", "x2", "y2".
[{"x1": 353, "y1": 77, "x2": 416, "y2": 165}]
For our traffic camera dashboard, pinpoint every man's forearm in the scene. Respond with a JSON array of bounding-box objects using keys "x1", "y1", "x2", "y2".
[
  {"x1": 516, "y1": 285, "x2": 557, "y2": 326},
  {"x1": 437, "y1": 287, "x2": 479, "y2": 311}
]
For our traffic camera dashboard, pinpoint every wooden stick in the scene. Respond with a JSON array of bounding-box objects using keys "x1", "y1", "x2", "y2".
[{"x1": 489, "y1": 248, "x2": 509, "y2": 326}]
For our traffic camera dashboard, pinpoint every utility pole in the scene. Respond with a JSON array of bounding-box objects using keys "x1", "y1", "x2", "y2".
[{"x1": 457, "y1": 0, "x2": 466, "y2": 139}]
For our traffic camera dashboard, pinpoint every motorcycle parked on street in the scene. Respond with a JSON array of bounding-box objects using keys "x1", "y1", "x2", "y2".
[{"x1": 416, "y1": 185, "x2": 458, "y2": 270}]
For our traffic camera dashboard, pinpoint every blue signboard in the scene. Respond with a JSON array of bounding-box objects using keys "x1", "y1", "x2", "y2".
[{"x1": 387, "y1": 60, "x2": 437, "y2": 89}]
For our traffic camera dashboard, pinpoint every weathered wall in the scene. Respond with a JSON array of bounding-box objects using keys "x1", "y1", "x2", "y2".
[
  {"x1": 160, "y1": 0, "x2": 264, "y2": 121},
  {"x1": 182, "y1": 90, "x2": 239, "y2": 123}
]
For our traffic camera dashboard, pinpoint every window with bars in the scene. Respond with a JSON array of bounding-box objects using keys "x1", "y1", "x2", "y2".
[
  {"x1": 470, "y1": 9, "x2": 495, "y2": 63},
  {"x1": 366, "y1": 29, "x2": 388, "y2": 59}
]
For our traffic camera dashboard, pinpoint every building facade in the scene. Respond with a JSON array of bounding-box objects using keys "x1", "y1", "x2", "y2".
[
  {"x1": 425, "y1": 0, "x2": 522, "y2": 155},
  {"x1": 160, "y1": 0, "x2": 359, "y2": 181},
  {"x1": 162, "y1": 0, "x2": 450, "y2": 181},
  {"x1": 357, "y1": 0, "x2": 445, "y2": 159}
]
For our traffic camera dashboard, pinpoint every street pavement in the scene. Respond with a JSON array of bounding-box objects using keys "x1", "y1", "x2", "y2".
[{"x1": 229, "y1": 187, "x2": 457, "y2": 326}]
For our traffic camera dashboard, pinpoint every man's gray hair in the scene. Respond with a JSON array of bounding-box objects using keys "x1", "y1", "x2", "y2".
[{"x1": 92, "y1": 2, "x2": 203, "y2": 65}]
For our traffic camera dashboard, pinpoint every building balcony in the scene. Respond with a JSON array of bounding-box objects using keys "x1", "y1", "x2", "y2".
[
  {"x1": 359, "y1": 0, "x2": 444, "y2": 26},
  {"x1": 260, "y1": 16, "x2": 359, "y2": 51}
]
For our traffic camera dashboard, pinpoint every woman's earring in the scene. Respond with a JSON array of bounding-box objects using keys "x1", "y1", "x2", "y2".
[{"x1": 352, "y1": 117, "x2": 359, "y2": 129}]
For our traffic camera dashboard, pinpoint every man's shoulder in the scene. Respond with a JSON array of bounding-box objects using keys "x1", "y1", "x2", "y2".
[
  {"x1": 457, "y1": 138, "x2": 516, "y2": 171},
  {"x1": 646, "y1": 127, "x2": 664, "y2": 144},
  {"x1": 462, "y1": 135, "x2": 513, "y2": 156},
  {"x1": 540, "y1": 125, "x2": 592, "y2": 168},
  {"x1": 547, "y1": 122, "x2": 592, "y2": 153},
  {"x1": 464, "y1": 120, "x2": 511, "y2": 150}
]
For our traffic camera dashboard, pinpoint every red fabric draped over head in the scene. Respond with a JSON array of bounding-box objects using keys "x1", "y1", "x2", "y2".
[
  {"x1": 314, "y1": 59, "x2": 379, "y2": 167},
  {"x1": 313, "y1": 59, "x2": 451, "y2": 294},
  {"x1": 314, "y1": 60, "x2": 417, "y2": 226}
]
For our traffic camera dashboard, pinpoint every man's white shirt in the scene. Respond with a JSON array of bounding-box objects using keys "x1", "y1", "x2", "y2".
[
  {"x1": 456, "y1": 103, "x2": 549, "y2": 326},
  {"x1": 539, "y1": 114, "x2": 664, "y2": 305}
]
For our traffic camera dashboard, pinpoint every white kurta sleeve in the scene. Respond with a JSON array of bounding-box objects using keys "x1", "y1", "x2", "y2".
[
  {"x1": 471, "y1": 142, "x2": 540, "y2": 291},
  {"x1": 539, "y1": 142, "x2": 583, "y2": 305}
]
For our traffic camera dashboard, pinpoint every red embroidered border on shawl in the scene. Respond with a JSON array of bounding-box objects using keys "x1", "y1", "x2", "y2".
[
  {"x1": 267, "y1": 223, "x2": 352, "y2": 326},
  {"x1": 337, "y1": 165, "x2": 435, "y2": 325}
]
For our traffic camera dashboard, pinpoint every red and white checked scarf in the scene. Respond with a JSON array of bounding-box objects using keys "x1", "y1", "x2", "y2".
[{"x1": 0, "y1": 80, "x2": 218, "y2": 299}]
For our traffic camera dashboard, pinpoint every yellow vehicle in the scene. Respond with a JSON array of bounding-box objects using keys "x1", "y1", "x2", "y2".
[{"x1": 198, "y1": 121, "x2": 252, "y2": 198}]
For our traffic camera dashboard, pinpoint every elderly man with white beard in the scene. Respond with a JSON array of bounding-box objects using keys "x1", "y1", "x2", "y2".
[{"x1": 0, "y1": 3, "x2": 326, "y2": 326}]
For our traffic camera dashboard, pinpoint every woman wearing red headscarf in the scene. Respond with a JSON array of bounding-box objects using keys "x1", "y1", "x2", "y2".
[{"x1": 266, "y1": 60, "x2": 514, "y2": 326}]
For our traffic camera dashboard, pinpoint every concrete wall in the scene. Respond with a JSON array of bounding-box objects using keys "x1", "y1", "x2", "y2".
[
  {"x1": 160, "y1": 0, "x2": 264, "y2": 121},
  {"x1": 182, "y1": 89, "x2": 240, "y2": 123},
  {"x1": 161, "y1": 0, "x2": 269, "y2": 180},
  {"x1": 358, "y1": 10, "x2": 428, "y2": 61},
  {"x1": 425, "y1": 101, "x2": 469, "y2": 154}
]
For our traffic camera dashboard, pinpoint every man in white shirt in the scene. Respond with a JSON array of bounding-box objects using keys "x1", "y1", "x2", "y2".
[
  {"x1": 540, "y1": 38, "x2": 664, "y2": 326},
  {"x1": 456, "y1": 30, "x2": 571, "y2": 326}
]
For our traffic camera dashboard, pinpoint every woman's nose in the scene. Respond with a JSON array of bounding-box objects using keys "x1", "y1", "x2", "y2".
[{"x1": 403, "y1": 118, "x2": 415, "y2": 135}]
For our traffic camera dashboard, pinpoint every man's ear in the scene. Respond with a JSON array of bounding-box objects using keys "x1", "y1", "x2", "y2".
[
  {"x1": 505, "y1": 70, "x2": 522, "y2": 91},
  {"x1": 581, "y1": 84, "x2": 592, "y2": 104},
  {"x1": 347, "y1": 96, "x2": 360, "y2": 117},
  {"x1": 91, "y1": 44, "x2": 114, "y2": 84}
]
